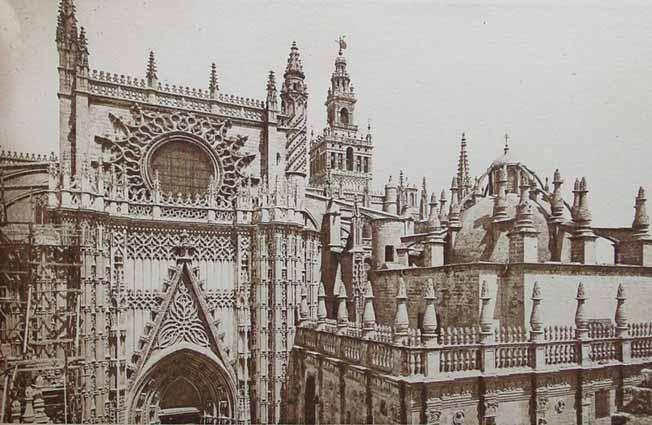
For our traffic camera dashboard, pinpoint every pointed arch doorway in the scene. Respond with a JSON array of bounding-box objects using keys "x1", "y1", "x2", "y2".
[{"x1": 127, "y1": 345, "x2": 237, "y2": 424}]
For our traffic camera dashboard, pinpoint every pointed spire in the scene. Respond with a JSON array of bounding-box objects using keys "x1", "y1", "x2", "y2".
[
  {"x1": 362, "y1": 280, "x2": 376, "y2": 338},
  {"x1": 615, "y1": 283, "x2": 628, "y2": 337},
  {"x1": 422, "y1": 278, "x2": 438, "y2": 345},
  {"x1": 77, "y1": 26, "x2": 89, "y2": 69},
  {"x1": 394, "y1": 277, "x2": 409, "y2": 341},
  {"x1": 266, "y1": 70, "x2": 278, "y2": 111},
  {"x1": 632, "y1": 187, "x2": 651, "y2": 239},
  {"x1": 504, "y1": 133, "x2": 510, "y2": 154},
  {"x1": 146, "y1": 50, "x2": 158, "y2": 88},
  {"x1": 209, "y1": 63, "x2": 219, "y2": 96},
  {"x1": 284, "y1": 40, "x2": 305, "y2": 78},
  {"x1": 56, "y1": 0, "x2": 78, "y2": 46},
  {"x1": 419, "y1": 177, "x2": 428, "y2": 221},
  {"x1": 427, "y1": 192, "x2": 441, "y2": 232},
  {"x1": 457, "y1": 132, "x2": 471, "y2": 199}
]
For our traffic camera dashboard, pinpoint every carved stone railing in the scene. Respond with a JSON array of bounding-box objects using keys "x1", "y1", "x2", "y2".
[
  {"x1": 294, "y1": 320, "x2": 652, "y2": 378},
  {"x1": 88, "y1": 70, "x2": 266, "y2": 122}
]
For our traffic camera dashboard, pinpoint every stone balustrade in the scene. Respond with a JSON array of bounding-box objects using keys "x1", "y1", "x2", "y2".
[
  {"x1": 88, "y1": 69, "x2": 266, "y2": 122},
  {"x1": 295, "y1": 320, "x2": 652, "y2": 378}
]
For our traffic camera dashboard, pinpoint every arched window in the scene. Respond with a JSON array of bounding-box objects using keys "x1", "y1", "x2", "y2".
[
  {"x1": 345, "y1": 147, "x2": 354, "y2": 171},
  {"x1": 340, "y1": 108, "x2": 349, "y2": 126}
]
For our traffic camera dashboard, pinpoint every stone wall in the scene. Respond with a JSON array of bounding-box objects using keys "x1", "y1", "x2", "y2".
[
  {"x1": 372, "y1": 262, "x2": 652, "y2": 330},
  {"x1": 287, "y1": 347, "x2": 652, "y2": 425}
]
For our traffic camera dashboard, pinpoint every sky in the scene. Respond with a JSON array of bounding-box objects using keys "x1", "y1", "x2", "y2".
[{"x1": 1, "y1": 0, "x2": 652, "y2": 227}]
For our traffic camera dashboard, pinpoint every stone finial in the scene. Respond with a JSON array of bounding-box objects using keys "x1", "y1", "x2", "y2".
[
  {"x1": 615, "y1": 283, "x2": 628, "y2": 336},
  {"x1": 362, "y1": 280, "x2": 376, "y2": 338},
  {"x1": 266, "y1": 70, "x2": 278, "y2": 111},
  {"x1": 633, "y1": 187, "x2": 651, "y2": 239},
  {"x1": 285, "y1": 40, "x2": 305, "y2": 78},
  {"x1": 479, "y1": 281, "x2": 494, "y2": 338},
  {"x1": 426, "y1": 193, "x2": 442, "y2": 232},
  {"x1": 336, "y1": 277, "x2": 349, "y2": 330},
  {"x1": 299, "y1": 285, "x2": 309, "y2": 323},
  {"x1": 394, "y1": 277, "x2": 409, "y2": 340},
  {"x1": 448, "y1": 178, "x2": 462, "y2": 230},
  {"x1": 514, "y1": 176, "x2": 537, "y2": 234},
  {"x1": 209, "y1": 62, "x2": 219, "y2": 95},
  {"x1": 551, "y1": 169, "x2": 565, "y2": 222},
  {"x1": 422, "y1": 278, "x2": 438, "y2": 345},
  {"x1": 529, "y1": 282, "x2": 543, "y2": 340},
  {"x1": 439, "y1": 189, "x2": 448, "y2": 226},
  {"x1": 575, "y1": 282, "x2": 588, "y2": 337},
  {"x1": 419, "y1": 177, "x2": 429, "y2": 220},
  {"x1": 146, "y1": 50, "x2": 157, "y2": 87},
  {"x1": 317, "y1": 280, "x2": 327, "y2": 324},
  {"x1": 573, "y1": 177, "x2": 592, "y2": 225},
  {"x1": 458, "y1": 132, "x2": 471, "y2": 198}
]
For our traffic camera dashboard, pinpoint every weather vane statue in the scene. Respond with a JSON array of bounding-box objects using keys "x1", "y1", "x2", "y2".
[{"x1": 336, "y1": 35, "x2": 347, "y2": 55}]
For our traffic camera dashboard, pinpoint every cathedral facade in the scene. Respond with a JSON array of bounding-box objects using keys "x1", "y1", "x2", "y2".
[{"x1": 1, "y1": 2, "x2": 652, "y2": 425}]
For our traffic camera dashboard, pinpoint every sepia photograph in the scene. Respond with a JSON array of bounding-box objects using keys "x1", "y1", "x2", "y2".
[{"x1": 1, "y1": 1, "x2": 652, "y2": 424}]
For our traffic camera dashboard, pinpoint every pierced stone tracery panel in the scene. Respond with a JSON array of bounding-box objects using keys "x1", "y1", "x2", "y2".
[
  {"x1": 98, "y1": 104, "x2": 255, "y2": 200},
  {"x1": 125, "y1": 229, "x2": 235, "y2": 262}
]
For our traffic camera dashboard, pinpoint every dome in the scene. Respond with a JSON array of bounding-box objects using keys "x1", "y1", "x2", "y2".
[
  {"x1": 490, "y1": 150, "x2": 518, "y2": 169},
  {"x1": 450, "y1": 193, "x2": 552, "y2": 263}
]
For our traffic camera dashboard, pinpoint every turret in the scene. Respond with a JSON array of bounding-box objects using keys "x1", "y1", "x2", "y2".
[
  {"x1": 383, "y1": 176, "x2": 398, "y2": 214},
  {"x1": 281, "y1": 42, "x2": 308, "y2": 198},
  {"x1": 617, "y1": 187, "x2": 652, "y2": 266},
  {"x1": 280, "y1": 41, "x2": 307, "y2": 117}
]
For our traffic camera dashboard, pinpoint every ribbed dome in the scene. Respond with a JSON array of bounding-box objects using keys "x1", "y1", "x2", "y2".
[
  {"x1": 490, "y1": 151, "x2": 518, "y2": 169},
  {"x1": 450, "y1": 193, "x2": 552, "y2": 263}
]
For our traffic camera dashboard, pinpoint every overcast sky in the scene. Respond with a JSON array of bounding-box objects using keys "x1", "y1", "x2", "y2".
[{"x1": 1, "y1": 0, "x2": 651, "y2": 226}]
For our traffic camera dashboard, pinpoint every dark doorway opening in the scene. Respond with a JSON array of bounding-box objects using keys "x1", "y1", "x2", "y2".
[{"x1": 305, "y1": 374, "x2": 317, "y2": 424}]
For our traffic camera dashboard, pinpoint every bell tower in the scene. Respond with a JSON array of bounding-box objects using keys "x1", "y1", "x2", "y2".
[
  {"x1": 309, "y1": 37, "x2": 373, "y2": 197},
  {"x1": 326, "y1": 39, "x2": 356, "y2": 129}
]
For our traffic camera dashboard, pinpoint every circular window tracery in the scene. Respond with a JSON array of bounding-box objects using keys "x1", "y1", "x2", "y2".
[{"x1": 150, "y1": 139, "x2": 217, "y2": 196}]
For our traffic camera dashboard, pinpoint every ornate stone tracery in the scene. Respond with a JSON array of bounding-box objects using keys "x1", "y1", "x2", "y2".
[
  {"x1": 98, "y1": 104, "x2": 255, "y2": 200},
  {"x1": 158, "y1": 285, "x2": 210, "y2": 348}
]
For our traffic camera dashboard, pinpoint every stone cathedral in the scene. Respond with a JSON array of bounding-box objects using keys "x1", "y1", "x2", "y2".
[{"x1": 2, "y1": 1, "x2": 652, "y2": 425}]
